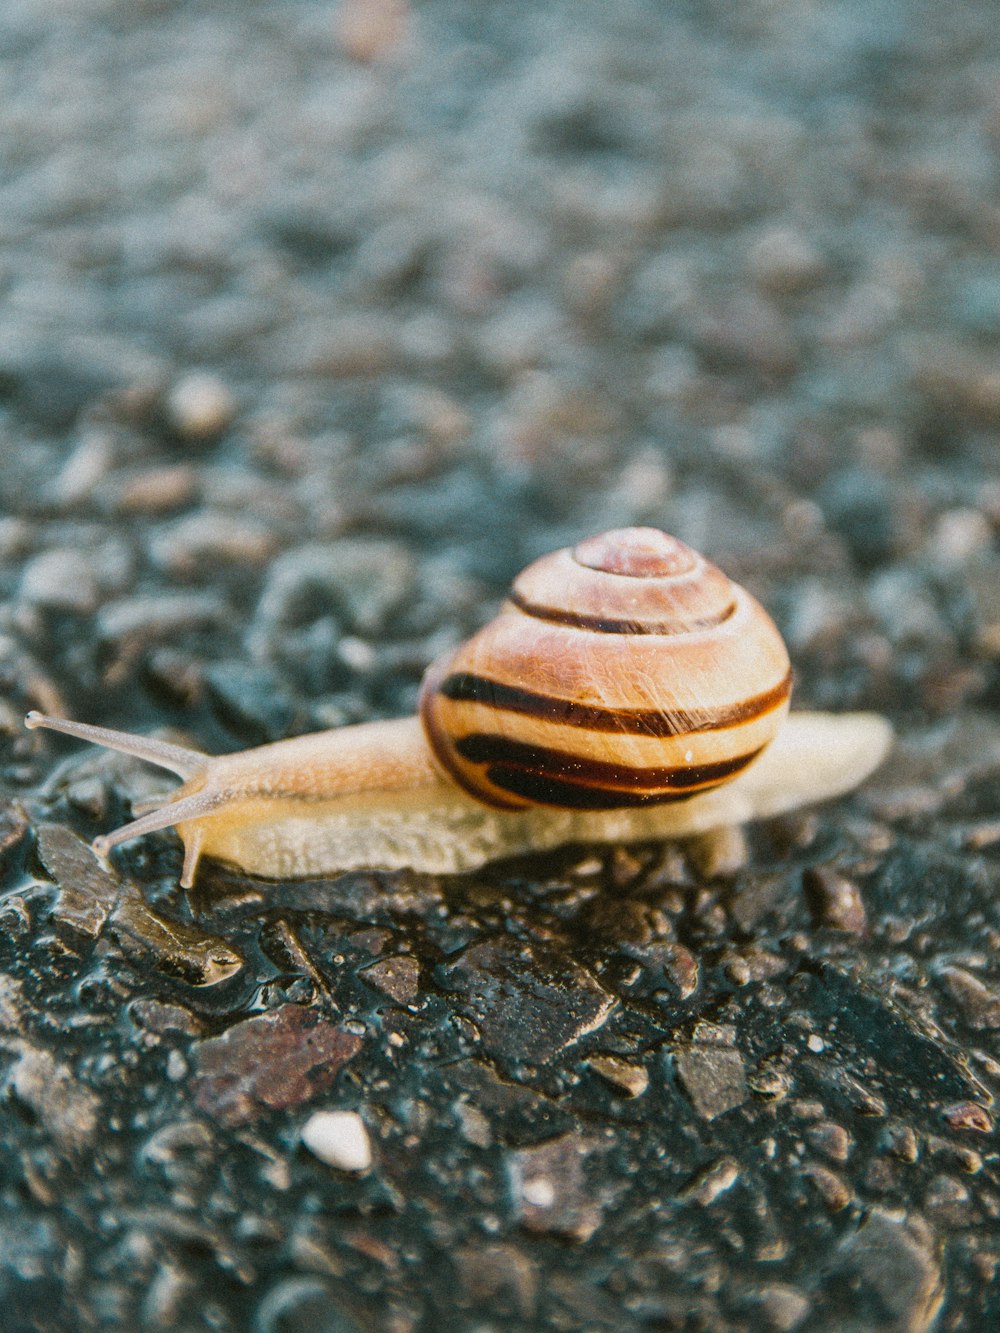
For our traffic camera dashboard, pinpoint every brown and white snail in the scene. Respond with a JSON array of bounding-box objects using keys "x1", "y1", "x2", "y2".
[{"x1": 25, "y1": 528, "x2": 891, "y2": 885}]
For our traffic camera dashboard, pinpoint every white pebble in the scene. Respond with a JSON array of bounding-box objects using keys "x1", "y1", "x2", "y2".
[
  {"x1": 300, "y1": 1110, "x2": 372, "y2": 1172},
  {"x1": 167, "y1": 372, "x2": 237, "y2": 440}
]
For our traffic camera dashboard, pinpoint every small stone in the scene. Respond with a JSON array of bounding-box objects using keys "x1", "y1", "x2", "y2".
[
  {"x1": 910, "y1": 336, "x2": 1000, "y2": 427},
  {"x1": 36, "y1": 823, "x2": 117, "y2": 941},
  {"x1": 680, "y1": 1155, "x2": 740, "y2": 1205},
  {"x1": 926, "y1": 1134, "x2": 982, "y2": 1175},
  {"x1": 686, "y1": 824, "x2": 748, "y2": 878},
  {"x1": 828, "y1": 1208, "x2": 943, "y2": 1332},
  {"x1": 20, "y1": 549, "x2": 100, "y2": 613},
  {"x1": 662, "y1": 944, "x2": 699, "y2": 999},
  {"x1": 508, "y1": 1135, "x2": 602, "y2": 1241},
  {"x1": 111, "y1": 897, "x2": 244, "y2": 988},
  {"x1": 0, "y1": 975, "x2": 26, "y2": 1033},
  {"x1": 50, "y1": 427, "x2": 115, "y2": 506},
  {"x1": 252, "y1": 539, "x2": 415, "y2": 644},
  {"x1": 286, "y1": 314, "x2": 395, "y2": 378},
  {"x1": 689, "y1": 294, "x2": 799, "y2": 381},
  {"x1": 941, "y1": 1101, "x2": 993, "y2": 1133},
  {"x1": 455, "y1": 1244, "x2": 537, "y2": 1322},
  {"x1": 336, "y1": 0, "x2": 408, "y2": 62},
  {"x1": 805, "y1": 1120, "x2": 853, "y2": 1163},
  {"x1": 203, "y1": 662, "x2": 295, "y2": 741},
  {"x1": 441, "y1": 937, "x2": 615, "y2": 1068},
  {"x1": 191, "y1": 1005, "x2": 363, "y2": 1127},
  {"x1": 301, "y1": 1110, "x2": 372, "y2": 1172},
  {"x1": 813, "y1": 1065, "x2": 888, "y2": 1118},
  {"x1": 150, "y1": 511, "x2": 278, "y2": 576},
  {"x1": 141, "y1": 1119, "x2": 216, "y2": 1184},
  {"x1": 359, "y1": 955, "x2": 420, "y2": 1004},
  {"x1": 97, "y1": 592, "x2": 226, "y2": 643},
  {"x1": 141, "y1": 1261, "x2": 193, "y2": 1329},
  {"x1": 673, "y1": 1025, "x2": 748, "y2": 1120},
  {"x1": 883, "y1": 1123, "x2": 919, "y2": 1163},
  {"x1": 748, "y1": 1064, "x2": 792, "y2": 1101},
  {"x1": 803, "y1": 866, "x2": 868, "y2": 934},
  {"x1": 4, "y1": 1044, "x2": 100, "y2": 1153},
  {"x1": 454, "y1": 1102, "x2": 492, "y2": 1148},
  {"x1": 166, "y1": 372, "x2": 237, "y2": 441},
  {"x1": 0, "y1": 804, "x2": 29, "y2": 866},
  {"x1": 938, "y1": 966, "x2": 1000, "y2": 1029},
  {"x1": 129, "y1": 999, "x2": 203, "y2": 1037},
  {"x1": 803, "y1": 1163, "x2": 852, "y2": 1212},
  {"x1": 749, "y1": 227, "x2": 827, "y2": 295},
  {"x1": 924, "y1": 1173, "x2": 973, "y2": 1225},
  {"x1": 585, "y1": 1055, "x2": 649, "y2": 1098},
  {"x1": 929, "y1": 508, "x2": 991, "y2": 568},
  {"x1": 115, "y1": 465, "x2": 198, "y2": 514},
  {"x1": 253, "y1": 1278, "x2": 363, "y2": 1333},
  {"x1": 756, "y1": 1284, "x2": 811, "y2": 1331}
]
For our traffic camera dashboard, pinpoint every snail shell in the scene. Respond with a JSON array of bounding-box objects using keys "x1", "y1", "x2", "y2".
[{"x1": 419, "y1": 527, "x2": 792, "y2": 811}]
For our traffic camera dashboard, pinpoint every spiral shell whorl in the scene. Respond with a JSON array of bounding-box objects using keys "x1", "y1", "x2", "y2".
[{"x1": 419, "y1": 528, "x2": 792, "y2": 812}]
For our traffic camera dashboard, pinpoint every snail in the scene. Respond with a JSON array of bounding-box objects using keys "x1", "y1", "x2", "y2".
[{"x1": 24, "y1": 528, "x2": 892, "y2": 885}]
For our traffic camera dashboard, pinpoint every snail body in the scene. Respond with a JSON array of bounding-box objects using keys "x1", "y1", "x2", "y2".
[{"x1": 25, "y1": 528, "x2": 892, "y2": 885}]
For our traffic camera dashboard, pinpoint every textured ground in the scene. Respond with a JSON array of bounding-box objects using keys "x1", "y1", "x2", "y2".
[{"x1": 1, "y1": 0, "x2": 1000, "y2": 1329}]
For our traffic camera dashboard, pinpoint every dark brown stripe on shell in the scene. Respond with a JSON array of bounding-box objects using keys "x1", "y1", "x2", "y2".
[
  {"x1": 483, "y1": 767, "x2": 708, "y2": 809},
  {"x1": 509, "y1": 589, "x2": 737, "y2": 635},
  {"x1": 438, "y1": 669, "x2": 792, "y2": 737},
  {"x1": 456, "y1": 734, "x2": 764, "y2": 791}
]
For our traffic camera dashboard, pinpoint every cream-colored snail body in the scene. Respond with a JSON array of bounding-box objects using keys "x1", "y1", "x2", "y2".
[{"x1": 25, "y1": 528, "x2": 892, "y2": 885}]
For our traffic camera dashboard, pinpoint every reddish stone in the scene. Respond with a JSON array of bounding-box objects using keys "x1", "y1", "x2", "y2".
[{"x1": 191, "y1": 1004, "x2": 362, "y2": 1126}]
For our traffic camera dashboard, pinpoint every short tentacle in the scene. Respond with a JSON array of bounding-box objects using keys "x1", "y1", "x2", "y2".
[
  {"x1": 90, "y1": 787, "x2": 229, "y2": 857},
  {"x1": 179, "y1": 825, "x2": 206, "y2": 889}
]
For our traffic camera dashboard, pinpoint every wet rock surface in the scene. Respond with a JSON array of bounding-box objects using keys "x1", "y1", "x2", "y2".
[{"x1": 2, "y1": 0, "x2": 1000, "y2": 1329}]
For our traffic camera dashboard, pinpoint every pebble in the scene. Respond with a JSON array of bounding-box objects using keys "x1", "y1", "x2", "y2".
[
  {"x1": 755, "y1": 1284, "x2": 811, "y2": 1332},
  {"x1": 937, "y1": 966, "x2": 1000, "y2": 1029},
  {"x1": 166, "y1": 373, "x2": 237, "y2": 442},
  {"x1": 803, "y1": 866, "x2": 868, "y2": 935},
  {"x1": 673, "y1": 1024, "x2": 748, "y2": 1121},
  {"x1": 252, "y1": 1278, "x2": 364, "y2": 1333},
  {"x1": 36, "y1": 823, "x2": 117, "y2": 941},
  {"x1": 827, "y1": 1209, "x2": 943, "y2": 1332},
  {"x1": 300, "y1": 1110, "x2": 373, "y2": 1173},
  {"x1": 336, "y1": 0, "x2": 409, "y2": 65},
  {"x1": 802, "y1": 1162, "x2": 852, "y2": 1212},
  {"x1": 585, "y1": 1054, "x2": 649, "y2": 1098},
  {"x1": 680, "y1": 1155, "x2": 740, "y2": 1206},
  {"x1": 20, "y1": 548, "x2": 101, "y2": 613},
  {"x1": 110, "y1": 896, "x2": 245, "y2": 988},
  {"x1": 359, "y1": 954, "x2": 420, "y2": 1004},
  {"x1": 805, "y1": 1120, "x2": 853, "y2": 1164},
  {"x1": 4, "y1": 1044, "x2": 100, "y2": 1154},
  {"x1": 748, "y1": 227, "x2": 827, "y2": 295},
  {"x1": 114, "y1": 464, "x2": 198, "y2": 514},
  {"x1": 440, "y1": 937, "x2": 615, "y2": 1068},
  {"x1": 150, "y1": 511, "x2": 279, "y2": 575},
  {"x1": 508, "y1": 1135, "x2": 602, "y2": 1241},
  {"x1": 97, "y1": 591, "x2": 227, "y2": 643},
  {"x1": 820, "y1": 467, "x2": 900, "y2": 568},
  {"x1": 941, "y1": 1102, "x2": 993, "y2": 1133},
  {"x1": 191, "y1": 1005, "x2": 363, "y2": 1127},
  {"x1": 454, "y1": 1243, "x2": 537, "y2": 1322}
]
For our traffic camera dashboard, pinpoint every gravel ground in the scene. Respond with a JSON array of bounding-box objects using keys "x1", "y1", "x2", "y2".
[{"x1": 2, "y1": 1, "x2": 1000, "y2": 1329}]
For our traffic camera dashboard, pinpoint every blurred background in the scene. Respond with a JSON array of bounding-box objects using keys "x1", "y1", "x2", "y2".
[{"x1": 4, "y1": 0, "x2": 1000, "y2": 737}]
